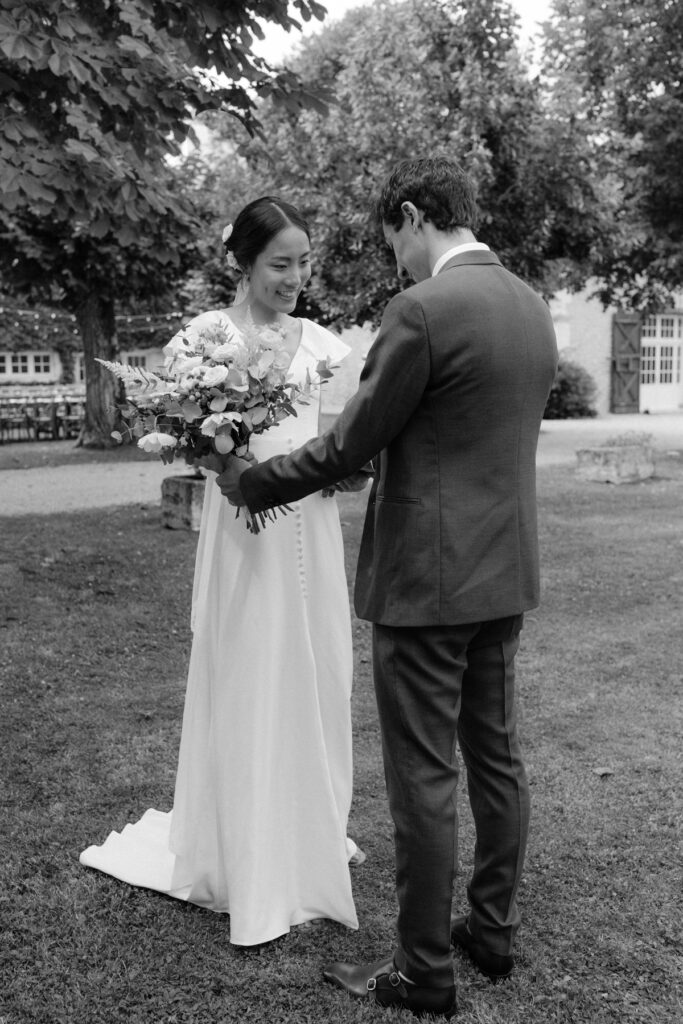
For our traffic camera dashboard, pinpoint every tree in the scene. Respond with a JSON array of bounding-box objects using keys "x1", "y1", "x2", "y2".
[
  {"x1": 0, "y1": 0, "x2": 326, "y2": 445},
  {"x1": 541, "y1": 0, "x2": 683, "y2": 310},
  {"x1": 171, "y1": 139, "x2": 261, "y2": 317},
  {"x1": 225, "y1": 0, "x2": 609, "y2": 326}
]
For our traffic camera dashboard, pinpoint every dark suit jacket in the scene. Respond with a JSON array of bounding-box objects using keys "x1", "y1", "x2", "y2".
[{"x1": 240, "y1": 250, "x2": 558, "y2": 626}]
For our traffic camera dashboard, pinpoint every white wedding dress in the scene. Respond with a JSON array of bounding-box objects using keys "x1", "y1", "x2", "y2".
[{"x1": 80, "y1": 315, "x2": 360, "y2": 945}]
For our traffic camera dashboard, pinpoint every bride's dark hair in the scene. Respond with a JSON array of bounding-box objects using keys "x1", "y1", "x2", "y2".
[{"x1": 226, "y1": 196, "x2": 310, "y2": 272}]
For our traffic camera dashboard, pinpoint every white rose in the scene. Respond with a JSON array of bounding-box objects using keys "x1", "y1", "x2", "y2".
[
  {"x1": 259, "y1": 327, "x2": 285, "y2": 347},
  {"x1": 174, "y1": 354, "x2": 203, "y2": 374},
  {"x1": 202, "y1": 364, "x2": 229, "y2": 387},
  {"x1": 212, "y1": 342, "x2": 239, "y2": 363},
  {"x1": 138, "y1": 431, "x2": 177, "y2": 453},
  {"x1": 272, "y1": 349, "x2": 292, "y2": 371}
]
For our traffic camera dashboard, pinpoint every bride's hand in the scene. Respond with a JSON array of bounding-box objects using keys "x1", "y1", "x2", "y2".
[
  {"x1": 216, "y1": 457, "x2": 253, "y2": 506},
  {"x1": 193, "y1": 451, "x2": 232, "y2": 476},
  {"x1": 193, "y1": 448, "x2": 257, "y2": 479},
  {"x1": 321, "y1": 464, "x2": 375, "y2": 496}
]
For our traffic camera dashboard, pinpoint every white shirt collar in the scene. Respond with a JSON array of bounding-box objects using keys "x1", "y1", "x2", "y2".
[{"x1": 431, "y1": 242, "x2": 490, "y2": 277}]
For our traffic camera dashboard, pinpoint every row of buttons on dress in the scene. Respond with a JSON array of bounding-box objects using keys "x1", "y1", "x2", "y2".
[{"x1": 288, "y1": 437, "x2": 308, "y2": 600}]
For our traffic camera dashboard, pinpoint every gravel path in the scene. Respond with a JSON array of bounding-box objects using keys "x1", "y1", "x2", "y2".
[
  {"x1": 535, "y1": 412, "x2": 682, "y2": 466},
  {"x1": 1, "y1": 413, "x2": 681, "y2": 517},
  {"x1": 1, "y1": 459, "x2": 181, "y2": 517}
]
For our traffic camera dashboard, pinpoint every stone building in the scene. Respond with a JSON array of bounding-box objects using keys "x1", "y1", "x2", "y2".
[{"x1": 548, "y1": 286, "x2": 683, "y2": 416}]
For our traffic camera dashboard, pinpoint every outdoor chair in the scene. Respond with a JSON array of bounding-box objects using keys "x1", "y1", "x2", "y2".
[
  {"x1": 0, "y1": 403, "x2": 30, "y2": 443},
  {"x1": 26, "y1": 401, "x2": 60, "y2": 441},
  {"x1": 61, "y1": 400, "x2": 85, "y2": 439}
]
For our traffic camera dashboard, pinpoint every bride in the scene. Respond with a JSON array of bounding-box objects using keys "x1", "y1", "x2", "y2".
[{"x1": 80, "y1": 196, "x2": 368, "y2": 946}]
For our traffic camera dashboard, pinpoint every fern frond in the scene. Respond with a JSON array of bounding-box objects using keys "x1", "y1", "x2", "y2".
[{"x1": 96, "y1": 359, "x2": 171, "y2": 392}]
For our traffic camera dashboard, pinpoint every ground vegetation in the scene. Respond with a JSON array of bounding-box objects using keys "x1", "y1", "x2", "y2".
[{"x1": 1, "y1": 443, "x2": 681, "y2": 1023}]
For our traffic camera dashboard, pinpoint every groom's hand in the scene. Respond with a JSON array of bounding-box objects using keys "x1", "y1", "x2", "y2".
[{"x1": 216, "y1": 457, "x2": 252, "y2": 506}]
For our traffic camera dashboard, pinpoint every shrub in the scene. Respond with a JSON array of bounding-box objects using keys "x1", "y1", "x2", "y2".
[{"x1": 544, "y1": 357, "x2": 598, "y2": 419}]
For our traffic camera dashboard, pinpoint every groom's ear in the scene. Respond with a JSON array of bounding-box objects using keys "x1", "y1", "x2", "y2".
[{"x1": 400, "y1": 201, "x2": 420, "y2": 231}]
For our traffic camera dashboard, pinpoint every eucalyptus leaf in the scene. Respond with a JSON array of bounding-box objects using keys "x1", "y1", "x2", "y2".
[
  {"x1": 250, "y1": 406, "x2": 268, "y2": 425},
  {"x1": 214, "y1": 431, "x2": 235, "y2": 455},
  {"x1": 181, "y1": 401, "x2": 203, "y2": 422}
]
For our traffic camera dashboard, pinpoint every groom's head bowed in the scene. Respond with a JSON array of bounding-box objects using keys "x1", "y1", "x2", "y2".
[{"x1": 377, "y1": 157, "x2": 481, "y2": 284}]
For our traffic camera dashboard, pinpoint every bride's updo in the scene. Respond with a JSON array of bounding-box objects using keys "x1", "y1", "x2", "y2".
[{"x1": 224, "y1": 196, "x2": 310, "y2": 274}]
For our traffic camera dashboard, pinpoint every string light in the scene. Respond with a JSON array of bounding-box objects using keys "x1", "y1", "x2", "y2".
[
  {"x1": 0, "y1": 307, "x2": 185, "y2": 324},
  {"x1": 0, "y1": 307, "x2": 187, "y2": 350}
]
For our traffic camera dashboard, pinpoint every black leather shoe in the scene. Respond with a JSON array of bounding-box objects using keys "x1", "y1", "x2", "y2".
[
  {"x1": 323, "y1": 955, "x2": 457, "y2": 1018},
  {"x1": 450, "y1": 916, "x2": 513, "y2": 982}
]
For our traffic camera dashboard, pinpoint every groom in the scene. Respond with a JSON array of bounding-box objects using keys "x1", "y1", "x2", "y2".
[{"x1": 217, "y1": 157, "x2": 558, "y2": 1017}]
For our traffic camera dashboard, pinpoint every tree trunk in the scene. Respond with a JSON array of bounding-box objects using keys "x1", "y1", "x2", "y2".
[{"x1": 75, "y1": 292, "x2": 123, "y2": 448}]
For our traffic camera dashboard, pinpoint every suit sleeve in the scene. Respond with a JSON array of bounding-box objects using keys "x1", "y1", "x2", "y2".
[{"x1": 239, "y1": 291, "x2": 430, "y2": 512}]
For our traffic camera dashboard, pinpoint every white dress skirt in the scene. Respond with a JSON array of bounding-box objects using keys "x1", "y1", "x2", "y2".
[{"x1": 80, "y1": 316, "x2": 360, "y2": 945}]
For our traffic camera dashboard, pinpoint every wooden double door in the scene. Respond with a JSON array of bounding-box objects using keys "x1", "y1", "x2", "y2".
[{"x1": 612, "y1": 313, "x2": 683, "y2": 413}]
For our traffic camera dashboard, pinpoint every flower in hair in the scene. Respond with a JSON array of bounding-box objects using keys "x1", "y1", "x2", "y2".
[{"x1": 222, "y1": 223, "x2": 233, "y2": 243}]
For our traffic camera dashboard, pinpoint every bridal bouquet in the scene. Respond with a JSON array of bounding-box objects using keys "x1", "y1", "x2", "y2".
[{"x1": 97, "y1": 316, "x2": 334, "y2": 531}]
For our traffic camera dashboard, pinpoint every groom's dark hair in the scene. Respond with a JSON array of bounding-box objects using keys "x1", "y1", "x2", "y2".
[{"x1": 376, "y1": 157, "x2": 480, "y2": 233}]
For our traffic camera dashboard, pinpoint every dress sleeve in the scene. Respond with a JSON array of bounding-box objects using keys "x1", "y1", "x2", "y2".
[{"x1": 303, "y1": 320, "x2": 352, "y2": 365}]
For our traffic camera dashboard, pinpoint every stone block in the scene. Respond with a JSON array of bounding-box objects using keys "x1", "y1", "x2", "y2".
[
  {"x1": 575, "y1": 444, "x2": 654, "y2": 484},
  {"x1": 161, "y1": 473, "x2": 206, "y2": 530}
]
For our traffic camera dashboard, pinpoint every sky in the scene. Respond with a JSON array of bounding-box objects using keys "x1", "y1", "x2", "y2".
[{"x1": 254, "y1": 0, "x2": 553, "y2": 64}]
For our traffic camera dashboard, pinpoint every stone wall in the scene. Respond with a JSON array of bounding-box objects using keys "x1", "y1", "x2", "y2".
[{"x1": 548, "y1": 289, "x2": 613, "y2": 416}]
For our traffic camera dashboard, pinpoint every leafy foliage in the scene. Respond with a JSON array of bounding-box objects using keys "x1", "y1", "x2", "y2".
[
  {"x1": 220, "y1": 0, "x2": 609, "y2": 326},
  {"x1": 542, "y1": 0, "x2": 683, "y2": 310},
  {"x1": 170, "y1": 141, "x2": 259, "y2": 316},
  {"x1": 0, "y1": 0, "x2": 327, "y2": 443},
  {"x1": 544, "y1": 355, "x2": 598, "y2": 418}
]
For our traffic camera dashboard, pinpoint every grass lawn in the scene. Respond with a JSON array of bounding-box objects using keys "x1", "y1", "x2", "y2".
[{"x1": 1, "y1": 452, "x2": 682, "y2": 1023}]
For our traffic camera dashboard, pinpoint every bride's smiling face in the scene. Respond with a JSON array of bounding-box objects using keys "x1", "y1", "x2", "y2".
[{"x1": 247, "y1": 225, "x2": 311, "y2": 318}]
